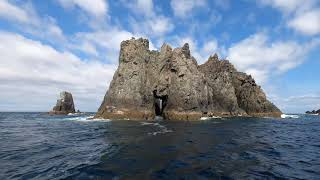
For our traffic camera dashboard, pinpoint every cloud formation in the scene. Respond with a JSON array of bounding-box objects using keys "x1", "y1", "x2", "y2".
[
  {"x1": 288, "y1": 9, "x2": 320, "y2": 36},
  {"x1": 0, "y1": 0, "x2": 29, "y2": 23},
  {"x1": 258, "y1": 0, "x2": 320, "y2": 36},
  {"x1": 227, "y1": 32, "x2": 319, "y2": 84},
  {"x1": 275, "y1": 94, "x2": 320, "y2": 113},
  {"x1": 170, "y1": 0, "x2": 206, "y2": 18},
  {"x1": 0, "y1": 0, "x2": 65, "y2": 43},
  {"x1": 57, "y1": 0, "x2": 108, "y2": 17},
  {"x1": 0, "y1": 31, "x2": 116, "y2": 111}
]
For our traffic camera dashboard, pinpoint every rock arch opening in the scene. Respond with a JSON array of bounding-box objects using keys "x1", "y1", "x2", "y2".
[{"x1": 153, "y1": 91, "x2": 168, "y2": 117}]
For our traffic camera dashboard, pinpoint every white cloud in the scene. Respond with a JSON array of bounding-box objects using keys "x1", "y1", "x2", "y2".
[
  {"x1": 149, "y1": 16, "x2": 174, "y2": 35},
  {"x1": 123, "y1": 0, "x2": 174, "y2": 37},
  {"x1": 70, "y1": 27, "x2": 157, "y2": 63},
  {"x1": 0, "y1": 0, "x2": 29, "y2": 23},
  {"x1": 130, "y1": 16, "x2": 174, "y2": 37},
  {"x1": 75, "y1": 29, "x2": 133, "y2": 51},
  {"x1": 0, "y1": 31, "x2": 116, "y2": 111},
  {"x1": 274, "y1": 94, "x2": 320, "y2": 113},
  {"x1": 257, "y1": 0, "x2": 320, "y2": 36},
  {"x1": 227, "y1": 32, "x2": 319, "y2": 84},
  {"x1": 288, "y1": 9, "x2": 320, "y2": 36},
  {"x1": 259, "y1": 0, "x2": 305, "y2": 13},
  {"x1": 202, "y1": 40, "x2": 218, "y2": 55},
  {"x1": 0, "y1": 1, "x2": 66, "y2": 43},
  {"x1": 170, "y1": 0, "x2": 206, "y2": 18},
  {"x1": 121, "y1": 0, "x2": 154, "y2": 17},
  {"x1": 70, "y1": 41, "x2": 99, "y2": 56},
  {"x1": 72, "y1": 28, "x2": 134, "y2": 62},
  {"x1": 57, "y1": 0, "x2": 108, "y2": 17}
]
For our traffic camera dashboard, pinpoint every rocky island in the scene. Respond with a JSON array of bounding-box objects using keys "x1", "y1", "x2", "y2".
[
  {"x1": 95, "y1": 38, "x2": 282, "y2": 120},
  {"x1": 49, "y1": 91, "x2": 76, "y2": 115},
  {"x1": 306, "y1": 109, "x2": 320, "y2": 115}
]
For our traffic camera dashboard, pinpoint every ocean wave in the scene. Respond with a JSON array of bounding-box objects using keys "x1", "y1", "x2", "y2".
[{"x1": 281, "y1": 114, "x2": 299, "y2": 119}]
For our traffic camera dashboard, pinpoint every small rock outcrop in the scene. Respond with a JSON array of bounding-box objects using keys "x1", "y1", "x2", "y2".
[
  {"x1": 306, "y1": 109, "x2": 320, "y2": 115},
  {"x1": 95, "y1": 38, "x2": 282, "y2": 120},
  {"x1": 49, "y1": 91, "x2": 75, "y2": 115}
]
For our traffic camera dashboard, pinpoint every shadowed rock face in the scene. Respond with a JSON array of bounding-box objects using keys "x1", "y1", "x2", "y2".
[
  {"x1": 49, "y1": 91, "x2": 75, "y2": 115},
  {"x1": 95, "y1": 38, "x2": 282, "y2": 120}
]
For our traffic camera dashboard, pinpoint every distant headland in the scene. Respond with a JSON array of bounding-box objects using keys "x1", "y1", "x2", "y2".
[{"x1": 94, "y1": 38, "x2": 282, "y2": 120}]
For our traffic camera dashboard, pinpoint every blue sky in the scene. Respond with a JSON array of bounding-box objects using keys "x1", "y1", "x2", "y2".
[{"x1": 0, "y1": 0, "x2": 319, "y2": 113}]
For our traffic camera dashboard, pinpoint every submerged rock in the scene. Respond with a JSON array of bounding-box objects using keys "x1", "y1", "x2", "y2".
[
  {"x1": 95, "y1": 38, "x2": 282, "y2": 120},
  {"x1": 49, "y1": 91, "x2": 75, "y2": 115}
]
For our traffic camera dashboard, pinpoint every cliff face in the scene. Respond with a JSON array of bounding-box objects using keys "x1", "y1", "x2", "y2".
[
  {"x1": 49, "y1": 91, "x2": 75, "y2": 115},
  {"x1": 95, "y1": 38, "x2": 282, "y2": 120}
]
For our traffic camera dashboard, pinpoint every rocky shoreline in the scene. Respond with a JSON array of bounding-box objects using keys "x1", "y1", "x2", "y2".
[{"x1": 95, "y1": 38, "x2": 282, "y2": 121}]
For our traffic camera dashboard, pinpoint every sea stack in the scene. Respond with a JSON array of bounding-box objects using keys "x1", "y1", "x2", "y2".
[
  {"x1": 95, "y1": 38, "x2": 282, "y2": 120},
  {"x1": 49, "y1": 91, "x2": 75, "y2": 115}
]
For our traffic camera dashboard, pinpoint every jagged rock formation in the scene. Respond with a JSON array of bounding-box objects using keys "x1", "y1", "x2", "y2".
[
  {"x1": 95, "y1": 38, "x2": 282, "y2": 120},
  {"x1": 49, "y1": 91, "x2": 75, "y2": 115},
  {"x1": 306, "y1": 109, "x2": 320, "y2": 115}
]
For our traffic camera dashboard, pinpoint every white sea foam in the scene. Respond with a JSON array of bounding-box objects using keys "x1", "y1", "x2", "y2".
[
  {"x1": 149, "y1": 129, "x2": 173, "y2": 136},
  {"x1": 67, "y1": 112, "x2": 86, "y2": 116},
  {"x1": 281, "y1": 114, "x2": 299, "y2": 119},
  {"x1": 64, "y1": 116, "x2": 111, "y2": 122},
  {"x1": 308, "y1": 113, "x2": 319, "y2": 116},
  {"x1": 200, "y1": 116, "x2": 222, "y2": 120},
  {"x1": 141, "y1": 122, "x2": 173, "y2": 135},
  {"x1": 141, "y1": 122, "x2": 159, "y2": 126}
]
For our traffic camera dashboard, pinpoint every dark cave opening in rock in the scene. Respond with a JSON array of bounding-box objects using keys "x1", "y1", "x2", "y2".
[{"x1": 153, "y1": 92, "x2": 168, "y2": 117}]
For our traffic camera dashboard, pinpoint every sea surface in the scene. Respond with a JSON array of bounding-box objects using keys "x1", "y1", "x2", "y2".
[{"x1": 0, "y1": 112, "x2": 320, "y2": 179}]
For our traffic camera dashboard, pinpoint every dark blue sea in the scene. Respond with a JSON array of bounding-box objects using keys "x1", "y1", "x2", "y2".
[{"x1": 0, "y1": 112, "x2": 319, "y2": 179}]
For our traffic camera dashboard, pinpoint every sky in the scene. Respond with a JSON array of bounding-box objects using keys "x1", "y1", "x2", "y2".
[{"x1": 0, "y1": 0, "x2": 319, "y2": 113}]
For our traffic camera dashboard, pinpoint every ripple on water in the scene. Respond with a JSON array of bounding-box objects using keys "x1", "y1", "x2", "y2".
[{"x1": 0, "y1": 113, "x2": 320, "y2": 179}]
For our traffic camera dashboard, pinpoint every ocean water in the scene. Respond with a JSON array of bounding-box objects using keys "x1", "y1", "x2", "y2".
[{"x1": 0, "y1": 113, "x2": 320, "y2": 179}]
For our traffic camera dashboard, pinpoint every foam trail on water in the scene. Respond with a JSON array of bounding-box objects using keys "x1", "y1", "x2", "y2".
[
  {"x1": 281, "y1": 114, "x2": 299, "y2": 119},
  {"x1": 200, "y1": 116, "x2": 222, "y2": 120},
  {"x1": 64, "y1": 116, "x2": 111, "y2": 122},
  {"x1": 141, "y1": 122, "x2": 173, "y2": 135}
]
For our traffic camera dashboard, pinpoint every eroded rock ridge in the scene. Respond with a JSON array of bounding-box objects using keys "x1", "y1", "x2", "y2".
[{"x1": 95, "y1": 38, "x2": 282, "y2": 120}]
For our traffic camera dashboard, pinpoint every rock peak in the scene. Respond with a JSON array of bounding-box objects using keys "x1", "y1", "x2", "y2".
[
  {"x1": 160, "y1": 43, "x2": 172, "y2": 53},
  {"x1": 208, "y1": 53, "x2": 219, "y2": 62},
  {"x1": 181, "y1": 43, "x2": 191, "y2": 58},
  {"x1": 212, "y1": 53, "x2": 219, "y2": 60},
  {"x1": 49, "y1": 91, "x2": 75, "y2": 115},
  {"x1": 120, "y1": 37, "x2": 149, "y2": 50}
]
